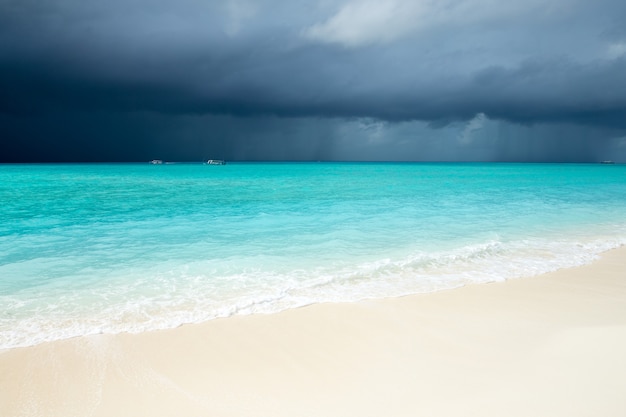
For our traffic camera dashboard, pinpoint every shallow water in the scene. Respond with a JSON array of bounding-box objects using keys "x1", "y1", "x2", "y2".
[{"x1": 2, "y1": 162, "x2": 625, "y2": 348}]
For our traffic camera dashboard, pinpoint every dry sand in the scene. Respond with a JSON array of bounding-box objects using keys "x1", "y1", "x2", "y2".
[{"x1": 2, "y1": 247, "x2": 626, "y2": 417}]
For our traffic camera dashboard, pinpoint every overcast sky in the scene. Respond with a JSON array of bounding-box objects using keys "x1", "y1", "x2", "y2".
[{"x1": 1, "y1": 0, "x2": 626, "y2": 162}]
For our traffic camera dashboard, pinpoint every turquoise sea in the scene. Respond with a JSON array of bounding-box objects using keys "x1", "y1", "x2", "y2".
[{"x1": 1, "y1": 162, "x2": 626, "y2": 349}]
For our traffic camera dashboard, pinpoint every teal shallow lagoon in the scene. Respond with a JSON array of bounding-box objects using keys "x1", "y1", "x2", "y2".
[{"x1": 1, "y1": 162, "x2": 626, "y2": 348}]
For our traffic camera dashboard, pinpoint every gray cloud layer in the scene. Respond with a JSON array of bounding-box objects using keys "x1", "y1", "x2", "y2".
[{"x1": 1, "y1": 0, "x2": 626, "y2": 161}]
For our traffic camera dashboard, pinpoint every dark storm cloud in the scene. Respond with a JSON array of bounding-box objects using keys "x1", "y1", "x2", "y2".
[
  {"x1": 1, "y1": 0, "x2": 626, "y2": 161},
  {"x1": 2, "y1": 0, "x2": 625, "y2": 122},
  {"x1": 0, "y1": 110, "x2": 340, "y2": 162}
]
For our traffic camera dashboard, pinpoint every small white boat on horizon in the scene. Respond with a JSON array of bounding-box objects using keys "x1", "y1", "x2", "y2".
[{"x1": 206, "y1": 159, "x2": 226, "y2": 165}]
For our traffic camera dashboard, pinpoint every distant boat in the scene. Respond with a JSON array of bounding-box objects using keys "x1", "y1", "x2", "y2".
[
  {"x1": 149, "y1": 159, "x2": 163, "y2": 165},
  {"x1": 206, "y1": 159, "x2": 226, "y2": 165},
  {"x1": 600, "y1": 160, "x2": 615, "y2": 164}
]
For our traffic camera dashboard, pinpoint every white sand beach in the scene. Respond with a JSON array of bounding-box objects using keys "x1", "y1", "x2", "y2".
[{"x1": 2, "y1": 247, "x2": 626, "y2": 417}]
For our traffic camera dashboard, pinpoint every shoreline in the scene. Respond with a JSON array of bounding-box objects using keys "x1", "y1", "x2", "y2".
[
  {"x1": 2, "y1": 246, "x2": 626, "y2": 416},
  {"x1": 3, "y1": 237, "x2": 624, "y2": 351}
]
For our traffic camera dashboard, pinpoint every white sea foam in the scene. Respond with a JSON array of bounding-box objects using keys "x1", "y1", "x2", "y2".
[{"x1": 2, "y1": 234, "x2": 624, "y2": 349}]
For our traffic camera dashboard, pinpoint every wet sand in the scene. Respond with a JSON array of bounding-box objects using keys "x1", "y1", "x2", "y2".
[{"x1": 2, "y1": 247, "x2": 625, "y2": 417}]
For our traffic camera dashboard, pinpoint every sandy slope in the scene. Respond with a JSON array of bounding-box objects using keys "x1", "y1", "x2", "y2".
[{"x1": 2, "y1": 247, "x2": 626, "y2": 417}]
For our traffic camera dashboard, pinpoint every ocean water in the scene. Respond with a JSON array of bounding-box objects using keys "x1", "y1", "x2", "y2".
[{"x1": 1, "y1": 162, "x2": 626, "y2": 349}]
